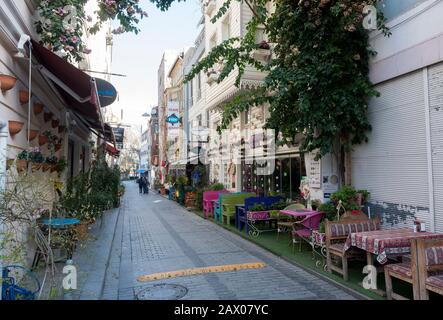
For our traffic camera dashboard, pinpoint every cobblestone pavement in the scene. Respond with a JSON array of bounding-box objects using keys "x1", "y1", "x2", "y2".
[{"x1": 77, "y1": 181, "x2": 362, "y2": 300}]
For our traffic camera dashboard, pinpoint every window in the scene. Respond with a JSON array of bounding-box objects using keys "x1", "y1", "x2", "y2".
[
  {"x1": 244, "y1": 109, "x2": 249, "y2": 125},
  {"x1": 197, "y1": 114, "x2": 202, "y2": 127},
  {"x1": 378, "y1": 0, "x2": 427, "y2": 21},
  {"x1": 197, "y1": 72, "x2": 202, "y2": 100},
  {"x1": 222, "y1": 15, "x2": 231, "y2": 42},
  {"x1": 190, "y1": 79, "x2": 194, "y2": 104},
  {"x1": 206, "y1": 110, "x2": 210, "y2": 128},
  {"x1": 210, "y1": 33, "x2": 217, "y2": 49}
]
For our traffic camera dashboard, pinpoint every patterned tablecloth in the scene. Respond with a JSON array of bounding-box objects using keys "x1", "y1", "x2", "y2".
[
  {"x1": 343, "y1": 228, "x2": 443, "y2": 264},
  {"x1": 280, "y1": 209, "x2": 318, "y2": 218}
]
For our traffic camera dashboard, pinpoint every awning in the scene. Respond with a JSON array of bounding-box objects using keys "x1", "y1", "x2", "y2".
[
  {"x1": 105, "y1": 143, "x2": 120, "y2": 157},
  {"x1": 31, "y1": 40, "x2": 115, "y2": 144}
]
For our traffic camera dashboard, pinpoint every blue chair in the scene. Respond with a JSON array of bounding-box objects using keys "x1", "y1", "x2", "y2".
[{"x1": 2, "y1": 265, "x2": 40, "y2": 300}]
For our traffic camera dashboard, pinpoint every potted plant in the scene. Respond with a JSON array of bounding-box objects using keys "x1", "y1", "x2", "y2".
[
  {"x1": 206, "y1": 69, "x2": 218, "y2": 84},
  {"x1": 16, "y1": 150, "x2": 29, "y2": 172},
  {"x1": 28, "y1": 148, "x2": 45, "y2": 172},
  {"x1": 330, "y1": 186, "x2": 370, "y2": 220},
  {"x1": 258, "y1": 40, "x2": 270, "y2": 50},
  {"x1": 55, "y1": 158, "x2": 68, "y2": 174},
  {"x1": 248, "y1": 203, "x2": 269, "y2": 220},
  {"x1": 0, "y1": 74, "x2": 17, "y2": 91},
  {"x1": 44, "y1": 156, "x2": 58, "y2": 172}
]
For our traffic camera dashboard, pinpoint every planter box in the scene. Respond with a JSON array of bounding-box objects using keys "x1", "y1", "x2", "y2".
[
  {"x1": 185, "y1": 192, "x2": 197, "y2": 208},
  {"x1": 253, "y1": 49, "x2": 271, "y2": 62},
  {"x1": 247, "y1": 211, "x2": 270, "y2": 220}
]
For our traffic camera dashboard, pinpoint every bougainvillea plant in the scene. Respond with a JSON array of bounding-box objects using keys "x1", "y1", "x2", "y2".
[
  {"x1": 180, "y1": 0, "x2": 390, "y2": 181},
  {"x1": 35, "y1": 0, "x2": 89, "y2": 62},
  {"x1": 90, "y1": 0, "x2": 149, "y2": 35},
  {"x1": 35, "y1": 0, "x2": 148, "y2": 62}
]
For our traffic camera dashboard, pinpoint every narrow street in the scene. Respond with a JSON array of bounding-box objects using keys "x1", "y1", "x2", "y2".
[{"x1": 74, "y1": 181, "x2": 360, "y2": 300}]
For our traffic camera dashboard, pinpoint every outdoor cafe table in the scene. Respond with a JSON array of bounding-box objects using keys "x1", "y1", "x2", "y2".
[
  {"x1": 280, "y1": 209, "x2": 318, "y2": 219},
  {"x1": 343, "y1": 228, "x2": 443, "y2": 265}
]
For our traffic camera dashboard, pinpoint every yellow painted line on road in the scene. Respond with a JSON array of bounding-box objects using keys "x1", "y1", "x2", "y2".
[{"x1": 137, "y1": 262, "x2": 267, "y2": 282}]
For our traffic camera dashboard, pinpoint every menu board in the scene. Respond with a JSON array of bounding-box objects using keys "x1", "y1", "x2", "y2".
[{"x1": 309, "y1": 154, "x2": 322, "y2": 189}]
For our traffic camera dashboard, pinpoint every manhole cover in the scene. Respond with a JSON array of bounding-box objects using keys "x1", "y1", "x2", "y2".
[{"x1": 136, "y1": 284, "x2": 188, "y2": 300}]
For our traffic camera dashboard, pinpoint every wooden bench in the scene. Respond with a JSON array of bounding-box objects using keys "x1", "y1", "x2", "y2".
[
  {"x1": 325, "y1": 217, "x2": 380, "y2": 281},
  {"x1": 221, "y1": 193, "x2": 256, "y2": 225}
]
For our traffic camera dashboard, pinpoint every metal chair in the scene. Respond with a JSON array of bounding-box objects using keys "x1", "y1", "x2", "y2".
[
  {"x1": 276, "y1": 203, "x2": 305, "y2": 240},
  {"x1": 291, "y1": 212, "x2": 324, "y2": 252}
]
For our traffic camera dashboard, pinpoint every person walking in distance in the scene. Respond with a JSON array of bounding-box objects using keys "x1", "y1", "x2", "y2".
[
  {"x1": 137, "y1": 175, "x2": 143, "y2": 194},
  {"x1": 142, "y1": 175, "x2": 149, "y2": 194}
]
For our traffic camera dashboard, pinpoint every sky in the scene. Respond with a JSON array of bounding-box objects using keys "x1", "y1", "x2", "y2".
[{"x1": 109, "y1": 1, "x2": 202, "y2": 129}]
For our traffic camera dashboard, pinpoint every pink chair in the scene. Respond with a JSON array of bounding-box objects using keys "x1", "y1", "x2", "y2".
[
  {"x1": 203, "y1": 190, "x2": 229, "y2": 218},
  {"x1": 291, "y1": 212, "x2": 324, "y2": 252}
]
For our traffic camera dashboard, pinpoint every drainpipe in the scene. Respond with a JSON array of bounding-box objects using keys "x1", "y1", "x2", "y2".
[{"x1": 0, "y1": 120, "x2": 8, "y2": 299}]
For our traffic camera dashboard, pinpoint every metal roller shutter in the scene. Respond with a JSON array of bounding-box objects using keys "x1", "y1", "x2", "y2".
[
  {"x1": 428, "y1": 63, "x2": 443, "y2": 233},
  {"x1": 352, "y1": 70, "x2": 430, "y2": 228}
]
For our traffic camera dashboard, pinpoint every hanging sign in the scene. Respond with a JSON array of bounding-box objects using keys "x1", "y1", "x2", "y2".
[
  {"x1": 166, "y1": 114, "x2": 181, "y2": 124},
  {"x1": 95, "y1": 78, "x2": 118, "y2": 107}
]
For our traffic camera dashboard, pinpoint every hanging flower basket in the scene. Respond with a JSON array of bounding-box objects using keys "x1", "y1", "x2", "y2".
[
  {"x1": 0, "y1": 74, "x2": 17, "y2": 91},
  {"x1": 52, "y1": 119, "x2": 60, "y2": 129},
  {"x1": 33, "y1": 103, "x2": 44, "y2": 115},
  {"x1": 28, "y1": 129, "x2": 39, "y2": 141},
  {"x1": 44, "y1": 112, "x2": 53, "y2": 123},
  {"x1": 19, "y1": 90, "x2": 29, "y2": 104},
  {"x1": 39, "y1": 135, "x2": 48, "y2": 146},
  {"x1": 8, "y1": 121, "x2": 24, "y2": 136}
]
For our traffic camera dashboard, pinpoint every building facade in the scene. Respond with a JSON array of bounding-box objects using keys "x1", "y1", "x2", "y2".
[{"x1": 350, "y1": 0, "x2": 443, "y2": 232}]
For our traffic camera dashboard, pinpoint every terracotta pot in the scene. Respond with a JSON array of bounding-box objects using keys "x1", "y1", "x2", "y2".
[
  {"x1": 8, "y1": 120, "x2": 24, "y2": 136},
  {"x1": 39, "y1": 135, "x2": 48, "y2": 146},
  {"x1": 33, "y1": 103, "x2": 44, "y2": 115},
  {"x1": 55, "y1": 143, "x2": 62, "y2": 152},
  {"x1": 75, "y1": 222, "x2": 89, "y2": 241},
  {"x1": 31, "y1": 162, "x2": 42, "y2": 172},
  {"x1": 28, "y1": 129, "x2": 39, "y2": 141},
  {"x1": 58, "y1": 125, "x2": 66, "y2": 134},
  {"x1": 0, "y1": 74, "x2": 17, "y2": 91},
  {"x1": 42, "y1": 163, "x2": 50, "y2": 172},
  {"x1": 16, "y1": 159, "x2": 27, "y2": 173},
  {"x1": 19, "y1": 90, "x2": 29, "y2": 104},
  {"x1": 52, "y1": 119, "x2": 59, "y2": 129},
  {"x1": 341, "y1": 210, "x2": 368, "y2": 221},
  {"x1": 6, "y1": 159, "x2": 14, "y2": 170},
  {"x1": 44, "y1": 112, "x2": 53, "y2": 123}
]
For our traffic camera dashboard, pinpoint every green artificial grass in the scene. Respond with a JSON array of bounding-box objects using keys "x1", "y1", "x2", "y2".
[{"x1": 187, "y1": 208, "x2": 420, "y2": 301}]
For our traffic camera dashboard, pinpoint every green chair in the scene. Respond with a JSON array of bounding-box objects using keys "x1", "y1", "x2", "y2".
[
  {"x1": 277, "y1": 203, "x2": 305, "y2": 240},
  {"x1": 221, "y1": 193, "x2": 255, "y2": 225}
]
